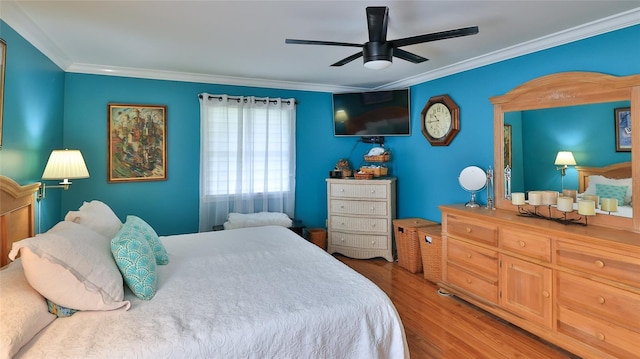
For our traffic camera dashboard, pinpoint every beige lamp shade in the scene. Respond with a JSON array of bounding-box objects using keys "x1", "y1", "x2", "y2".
[
  {"x1": 554, "y1": 151, "x2": 576, "y2": 166},
  {"x1": 42, "y1": 149, "x2": 90, "y2": 180}
]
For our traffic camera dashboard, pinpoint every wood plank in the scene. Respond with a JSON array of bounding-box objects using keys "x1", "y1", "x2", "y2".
[{"x1": 336, "y1": 255, "x2": 579, "y2": 359}]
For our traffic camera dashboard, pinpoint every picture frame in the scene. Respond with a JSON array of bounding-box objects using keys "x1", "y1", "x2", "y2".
[
  {"x1": 614, "y1": 107, "x2": 631, "y2": 152},
  {"x1": 0, "y1": 38, "x2": 6, "y2": 149},
  {"x1": 108, "y1": 103, "x2": 167, "y2": 182},
  {"x1": 503, "y1": 124, "x2": 512, "y2": 168}
]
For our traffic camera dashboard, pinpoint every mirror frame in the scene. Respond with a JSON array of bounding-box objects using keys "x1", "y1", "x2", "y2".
[{"x1": 490, "y1": 72, "x2": 640, "y2": 232}]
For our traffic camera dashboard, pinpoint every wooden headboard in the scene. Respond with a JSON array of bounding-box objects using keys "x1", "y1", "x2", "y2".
[
  {"x1": 0, "y1": 176, "x2": 41, "y2": 267},
  {"x1": 575, "y1": 161, "x2": 631, "y2": 193}
]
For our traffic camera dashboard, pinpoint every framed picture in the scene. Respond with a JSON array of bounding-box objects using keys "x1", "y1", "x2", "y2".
[
  {"x1": 503, "y1": 124, "x2": 512, "y2": 168},
  {"x1": 614, "y1": 107, "x2": 631, "y2": 152},
  {"x1": 108, "y1": 104, "x2": 167, "y2": 182},
  {"x1": 0, "y1": 38, "x2": 6, "y2": 149}
]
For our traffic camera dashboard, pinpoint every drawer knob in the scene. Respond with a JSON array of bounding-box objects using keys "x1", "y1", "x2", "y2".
[
  {"x1": 597, "y1": 296, "x2": 606, "y2": 304},
  {"x1": 340, "y1": 238, "x2": 345, "y2": 242},
  {"x1": 466, "y1": 227, "x2": 472, "y2": 233},
  {"x1": 340, "y1": 205, "x2": 345, "y2": 209},
  {"x1": 466, "y1": 253, "x2": 472, "y2": 259},
  {"x1": 371, "y1": 223, "x2": 376, "y2": 227},
  {"x1": 596, "y1": 332, "x2": 605, "y2": 341},
  {"x1": 340, "y1": 189, "x2": 345, "y2": 192},
  {"x1": 518, "y1": 240, "x2": 526, "y2": 247},
  {"x1": 594, "y1": 260, "x2": 605, "y2": 268},
  {"x1": 370, "y1": 206, "x2": 375, "y2": 211},
  {"x1": 371, "y1": 190, "x2": 375, "y2": 193},
  {"x1": 466, "y1": 278, "x2": 472, "y2": 284},
  {"x1": 371, "y1": 240, "x2": 375, "y2": 245},
  {"x1": 542, "y1": 291, "x2": 550, "y2": 298}
]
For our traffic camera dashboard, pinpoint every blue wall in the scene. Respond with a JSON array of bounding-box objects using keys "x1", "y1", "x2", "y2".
[
  {"x1": 0, "y1": 21, "x2": 65, "y2": 232},
  {"x1": 3, "y1": 20, "x2": 640, "y2": 235}
]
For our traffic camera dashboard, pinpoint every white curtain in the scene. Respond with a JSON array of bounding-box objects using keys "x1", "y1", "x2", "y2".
[{"x1": 198, "y1": 94, "x2": 296, "y2": 232}]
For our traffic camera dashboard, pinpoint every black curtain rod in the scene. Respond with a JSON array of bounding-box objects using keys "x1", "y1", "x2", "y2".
[{"x1": 199, "y1": 94, "x2": 297, "y2": 105}]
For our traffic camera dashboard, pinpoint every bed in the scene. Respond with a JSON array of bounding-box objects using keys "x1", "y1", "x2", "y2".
[
  {"x1": 576, "y1": 161, "x2": 632, "y2": 218},
  {"x1": 0, "y1": 175, "x2": 408, "y2": 358}
]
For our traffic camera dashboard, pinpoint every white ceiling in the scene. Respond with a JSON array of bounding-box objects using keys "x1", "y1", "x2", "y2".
[{"x1": 2, "y1": 1, "x2": 640, "y2": 93}]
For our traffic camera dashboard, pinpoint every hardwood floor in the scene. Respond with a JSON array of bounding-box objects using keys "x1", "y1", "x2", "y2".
[{"x1": 335, "y1": 255, "x2": 580, "y2": 359}]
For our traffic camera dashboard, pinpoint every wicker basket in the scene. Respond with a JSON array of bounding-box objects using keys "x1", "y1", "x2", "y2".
[
  {"x1": 417, "y1": 225, "x2": 443, "y2": 283},
  {"x1": 354, "y1": 172, "x2": 374, "y2": 179},
  {"x1": 359, "y1": 166, "x2": 388, "y2": 177},
  {"x1": 364, "y1": 153, "x2": 390, "y2": 162},
  {"x1": 393, "y1": 218, "x2": 439, "y2": 273}
]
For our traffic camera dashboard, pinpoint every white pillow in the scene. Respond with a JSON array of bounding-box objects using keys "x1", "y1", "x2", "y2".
[
  {"x1": 8, "y1": 221, "x2": 131, "y2": 312},
  {"x1": 583, "y1": 175, "x2": 632, "y2": 205},
  {"x1": 64, "y1": 200, "x2": 122, "y2": 238},
  {"x1": 223, "y1": 212, "x2": 293, "y2": 230},
  {"x1": 0, "y1": 259, "x2": 56, "y2": 359}
]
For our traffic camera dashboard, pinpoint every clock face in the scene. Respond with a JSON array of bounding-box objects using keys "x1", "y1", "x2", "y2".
[{"x1": 425, "y1": 103, "x2": 452, "y2": 139}]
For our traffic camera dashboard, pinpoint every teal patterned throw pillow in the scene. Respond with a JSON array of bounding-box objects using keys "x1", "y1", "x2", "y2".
[
  {"x1": 126, "y1": 215, "x2": 169, "y2": 265},
  {"x1": 111, "y1": 219, "x2": 158, "y2": 300},
  {"x1": 595, "y1": 184, "x2": 628, "y2": 206}
]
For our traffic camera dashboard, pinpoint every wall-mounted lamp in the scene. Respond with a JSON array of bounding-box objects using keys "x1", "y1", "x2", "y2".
[
  {"x1": 554, "y1": 151, "x2": 576, "y2": 191},
  {"x1": 37, "y1": 149, "x2": 90, "y2": 201}
]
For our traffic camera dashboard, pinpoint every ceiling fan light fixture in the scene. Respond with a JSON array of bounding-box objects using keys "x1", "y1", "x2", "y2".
[
  {"x1": 364, "y1": 60, "x2": 392, "y2": 70},
  {"x1": 363, "y1": 42, "x2": 392, "y2": 70}
]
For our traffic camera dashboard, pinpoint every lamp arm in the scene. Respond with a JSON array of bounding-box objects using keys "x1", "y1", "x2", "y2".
[{"x1": 37, "y1": 181, "x2": 72, "y2": 201}]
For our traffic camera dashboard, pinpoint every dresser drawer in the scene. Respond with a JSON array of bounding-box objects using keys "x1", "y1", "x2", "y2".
[
  {"x1": 329, "y1": 215, "x2": 388, "y2": 234},
  {"x1": 447, "y1": 237, "x2": 498, "y2": 277},
  {"x1": 329, "y1": 183, "x2": 388, "y2": 200},
  {"x1": 557, "y1": 305, "x2": 639, "y2": 359},
  {"x1": 446, "y1": 263, "x2": 498, "y2": 304},
  {"x1": 557, "y1": 271, "x2": 640, "y2": 327},
  {"x1": 446, "y1": 214, "x2": 498, "y2": 246},
  {"x1": 329, "y1": 231, "x2": 389, "y2": 250},
  {"x1": 329, "y1": 199, "x2": 388, "y2": 216},
  {"x1": 500, "y1": 227, "x2": 551, "y2": 262},
  {"x1": 556, "y1": 241, "x2": 640, "y2": 288}
]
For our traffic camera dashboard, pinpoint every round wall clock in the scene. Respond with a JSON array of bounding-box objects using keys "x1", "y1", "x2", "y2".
[{"x1": 421, "y1": 94, "x2": 460, "y2": 146}]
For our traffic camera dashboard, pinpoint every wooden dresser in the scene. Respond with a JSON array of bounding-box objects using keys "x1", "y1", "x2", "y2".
[
  {"x1": 440, "y1": 204, "x2": 640, "y2": 359},
  {"x1": 326, "y1": 177, "x2": 396, "y2": 262}
]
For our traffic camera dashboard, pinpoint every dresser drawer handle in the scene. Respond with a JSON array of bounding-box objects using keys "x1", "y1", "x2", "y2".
[
  {"x1": 370, "y1": 206, "x2": 375, "y2": 211},
  {"x1": 371, "y1": 240, "x2": 375, "y2": 245},
  {"x1": 371, "y1": 223, "x2": 376, "y2": 227},
  {"x1": 518, "y1": 240, "x2": 526, "y2": 247},
  {"x1": 596, "y1": 332, "x2": 605, "y2": 341},
  {"x1": 340, "y1": 188, "x2": 345, "y2": 192},
  {"x1": 340, "y1": 237, "x2": 345, "y2": 242},
  {"x1": 466, "y1": 253, "x2": 472, "y2": 259},
  {"x1": 594, "y1": 260, "x2": 605, "y2": 268},
  {"x1": 466, "y1": 227, "x2": 472, "y2": 233},
  {"x1": 340, "y1": 205, "x2": 345, "y2": 209},
  {"x1": 466, "y1": 278, "x2": 472, "y2": 284},
  {"x1": 597, "y1": 296, "x2": 606, "y2": 304},
  {"x1": 542, "y1": 291, "x2": 550, "y2": 298},
  {"x1": 370, "y1": 190, "x2": 375, "y2": 193}
]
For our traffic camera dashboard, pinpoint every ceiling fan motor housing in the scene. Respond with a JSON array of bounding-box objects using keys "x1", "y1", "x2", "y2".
[{"x1": 363, "y1": 42, "x2": 393, "y2": 63}]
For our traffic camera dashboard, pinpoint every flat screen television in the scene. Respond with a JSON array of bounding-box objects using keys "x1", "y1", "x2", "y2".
[{"x1": 333, "y1": 89, "x2": 410, "y2": 137}]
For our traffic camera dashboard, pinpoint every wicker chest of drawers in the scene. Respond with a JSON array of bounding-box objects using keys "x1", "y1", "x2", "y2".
[{"x1": 326, "y1": 178, "x2": 396, "y2": 262}]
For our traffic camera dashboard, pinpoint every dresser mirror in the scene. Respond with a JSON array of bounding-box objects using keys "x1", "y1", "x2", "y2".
[{"x1": 490, "y1": 72, "x2": 640, "y2": 231}]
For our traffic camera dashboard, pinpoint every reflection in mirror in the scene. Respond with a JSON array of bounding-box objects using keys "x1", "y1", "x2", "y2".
[{"x1": 504, "y1": 101, "x2": 631, "y2": 192}]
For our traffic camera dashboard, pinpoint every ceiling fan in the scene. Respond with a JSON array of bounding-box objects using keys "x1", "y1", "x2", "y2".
[{"x1": 285, "y1": 6, "x2": 479, "y2": 70}]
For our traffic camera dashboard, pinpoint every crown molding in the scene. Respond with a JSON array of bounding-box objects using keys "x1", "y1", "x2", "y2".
[
  {"x1": 3, "y1": 3, "x2": 639, "y2": 93},
  {"x1": 378, "y1": 7, "x2": 640, "y2": 90}
]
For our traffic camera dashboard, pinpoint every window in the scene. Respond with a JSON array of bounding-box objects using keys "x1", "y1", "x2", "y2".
[{"x1": 198, "y1": 94, "x2": 296, "y2": 231}]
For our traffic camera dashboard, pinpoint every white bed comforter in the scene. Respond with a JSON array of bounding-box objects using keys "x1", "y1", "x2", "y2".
[{"x1": 17, "y1": 226, "x2": 408, "y2": 358}]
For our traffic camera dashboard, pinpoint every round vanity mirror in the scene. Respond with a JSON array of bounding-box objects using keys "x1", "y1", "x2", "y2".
[{"x1": 459, "y1": 166, "x2": 487, "y2": 207}]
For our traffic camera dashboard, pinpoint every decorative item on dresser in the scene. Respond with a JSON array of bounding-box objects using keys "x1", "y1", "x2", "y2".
[
  {"x1": 439, "y1": 204, "x2": 640, "y2": 359},
  {"x1": 326, "y1": 177, "x2": 396, "y2": 262}
]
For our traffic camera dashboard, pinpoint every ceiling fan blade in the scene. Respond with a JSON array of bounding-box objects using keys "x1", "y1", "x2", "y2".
[
  {"x1": 366, "y1": 6, "x2": 388, "y2": 42},
  {"x1": 285, "y1": 39, "x2": 362, "y2": 48},
  {"x1": 391, "y1": 26, "x2": 479, "y2": 48},
  {"x1": 394, "y1": 48, "x2": 429, "y2": 64},
  {"x1": 331, "y1": 52, "x2": 363, "y2": 67}
]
